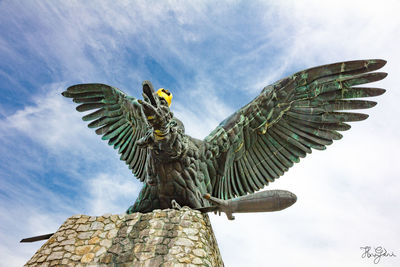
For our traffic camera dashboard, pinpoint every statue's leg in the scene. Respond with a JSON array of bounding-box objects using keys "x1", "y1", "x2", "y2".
[{"x1": 126, "y1": 184, "x2": 160, "y2": 214}]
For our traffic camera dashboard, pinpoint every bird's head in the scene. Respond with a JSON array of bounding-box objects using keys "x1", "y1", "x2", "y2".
[
  {"x1": 157, "y1": 88, "x2": 173, "y2": 107},
  {"x1": 142, "y1": 81, "x2": 173, "y2": 108}
]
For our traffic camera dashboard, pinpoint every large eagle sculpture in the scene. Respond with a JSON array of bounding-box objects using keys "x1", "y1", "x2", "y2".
[{"x1": 62, "y1": 59, "x2": 386, "y2": 216}]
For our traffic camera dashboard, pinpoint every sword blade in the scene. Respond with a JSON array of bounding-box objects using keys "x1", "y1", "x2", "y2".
[{"x1": 20, "y1": 233, "x2": 54, "y2": 243}]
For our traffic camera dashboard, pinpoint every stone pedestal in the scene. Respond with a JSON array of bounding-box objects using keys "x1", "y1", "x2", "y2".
[{"x1": 24, "y1": 208, "x2": 224, "y2": 266}]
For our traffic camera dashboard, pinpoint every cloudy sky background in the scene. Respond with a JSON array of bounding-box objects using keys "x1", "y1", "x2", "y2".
[{"x1": 0, "y1": 1, "x2": 399, "y2": 266}]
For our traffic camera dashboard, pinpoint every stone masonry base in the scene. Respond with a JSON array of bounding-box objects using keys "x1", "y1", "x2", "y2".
[{"x1": 24, "y1": 207, "x2": 224, "y2": 266}]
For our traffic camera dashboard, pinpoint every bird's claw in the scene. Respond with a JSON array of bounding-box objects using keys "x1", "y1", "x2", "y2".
[
  {"x1": 203, "y1": 194, "x2": 235, "y2": 220},
  {"x1": 171, "y1": 199, "x2": 182, "y2": 210},
  {"x1": 136, "y1": 130, "x2": 154, "y2": 148}
]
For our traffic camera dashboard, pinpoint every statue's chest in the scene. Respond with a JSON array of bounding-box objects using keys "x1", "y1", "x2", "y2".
[{"x1": 147, "y1": 152, "x2": 209, "y2": 208}]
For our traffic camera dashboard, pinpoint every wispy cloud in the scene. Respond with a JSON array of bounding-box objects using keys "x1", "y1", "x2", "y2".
[
  {"x1": 0, "y1": 0, "x2": 399, "y2": 266},
  {"x1": 85, "y1": 173, "x2": 140, "y2": 215}
]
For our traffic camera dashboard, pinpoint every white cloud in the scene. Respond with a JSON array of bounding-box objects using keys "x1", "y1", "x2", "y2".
[
  {"x1": 211, "y1": 128, "x2": 400, "y2": 266},
  {"x1": 0, "y1": 199, "x2": 72, "y2": 267},
  {"x1": 173, "y1": 74, "x2": 235, "y2": 139},
  {"x1": 0, "y1": 83, "x2": 142, "y2": 265},
  {"x1": 206, "y1": 1, "x2": 400, "y2": 266},
  {"x1": 85, "y1": 173, "x2": 140, "y2": 215},
  {"x1": 1, "y1": 0, "x2": 399, "y2": 266}
]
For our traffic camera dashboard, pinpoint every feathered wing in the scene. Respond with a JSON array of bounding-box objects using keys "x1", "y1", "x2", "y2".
[
  {"x1": 62, "y1": 83, "x2": 150, "y2": 182},
  {"x1": 204, "y1": 59, "x2": 387, "y2": 200}
]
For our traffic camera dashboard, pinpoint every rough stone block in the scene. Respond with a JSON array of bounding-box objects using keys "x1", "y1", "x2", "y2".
[{"x1": 24, "y1": 207, "x2": 224, "y2": 266}]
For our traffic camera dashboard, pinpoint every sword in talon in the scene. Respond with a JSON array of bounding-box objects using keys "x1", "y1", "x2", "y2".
[
  {"x1": 20, "y1": 190, "x2": 297, "y2": 243},
  {"x1": 197, "y1": 189, "x2": 297, "y2": 220}
]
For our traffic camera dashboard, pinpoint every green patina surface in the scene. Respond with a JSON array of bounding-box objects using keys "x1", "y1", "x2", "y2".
[{"x1": 62, "y1": 59, "x2": 386, "y2": 212}]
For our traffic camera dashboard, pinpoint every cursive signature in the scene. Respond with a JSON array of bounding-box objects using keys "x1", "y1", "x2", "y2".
[{"x1": 360, "y1": 246, "x2": 396, "y2": 264}]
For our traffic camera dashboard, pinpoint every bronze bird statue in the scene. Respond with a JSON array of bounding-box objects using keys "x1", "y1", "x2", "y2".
[{"x1": 62, "y1": 59, "x2": 387, "y2": 218}]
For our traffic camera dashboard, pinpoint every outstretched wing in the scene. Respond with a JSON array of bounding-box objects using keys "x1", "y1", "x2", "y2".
[
  {"x1": 204, "y1": 59, "x2": 387, "y2": 200},
  {"x1": 62, "y1": 84, "x2": 149, "y2": 182}
]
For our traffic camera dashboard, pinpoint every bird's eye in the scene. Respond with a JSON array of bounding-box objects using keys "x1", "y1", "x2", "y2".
[{"x1": 159, "y1": 98, "x2": 168, "y2": 105}]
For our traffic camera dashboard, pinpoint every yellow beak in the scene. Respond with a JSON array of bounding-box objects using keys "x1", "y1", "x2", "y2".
[{"x1": 157, "y1": 88, "x2": 173, "y2": 107}]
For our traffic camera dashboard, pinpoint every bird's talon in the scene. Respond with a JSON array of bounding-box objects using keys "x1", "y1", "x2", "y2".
[{"x1": 171, "y1": 199, "x2": 182, "y2": 210}]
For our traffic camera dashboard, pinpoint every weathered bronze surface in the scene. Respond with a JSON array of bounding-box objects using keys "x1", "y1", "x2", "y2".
[
  {"x1": 62, "y1": 59, "x2": 386, "y2": 219},
  {"x1": 200, "y1": 190, "x2": 297, "y2": 220}
]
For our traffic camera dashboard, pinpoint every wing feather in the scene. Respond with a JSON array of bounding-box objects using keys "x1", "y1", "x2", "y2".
[
  {"x1": 247, "y1": 148, "x2": 268, "y2": 186},
  {"x1": 253, "y1": 138, "x2": 280, "y2": 179},
  {"x1": 228, "y1": 165, "x2": 240, "y2": 196},
  {"x1": 204, "y1": 59, "x2": 386, "y2": 197},
  {"x1": 233, "y1": 164, "x2": 246, "y2": 195},
  {"x1": 109, "y1": 124, "x2": 131, "y2": 146},
  {"x1": 236, "y1": 160, "x2": 254, "y2": 193},
  {"x1": 62, "y1": 83, "x2": 149, "y2": 182},
  {"x1": 243, "y1": 154, "x2": 264, "y2": 189}
]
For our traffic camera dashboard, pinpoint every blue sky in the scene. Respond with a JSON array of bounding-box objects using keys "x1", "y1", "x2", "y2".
[{"x1": 0, "y1": 1, "x2": 399, "y2": 266}]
